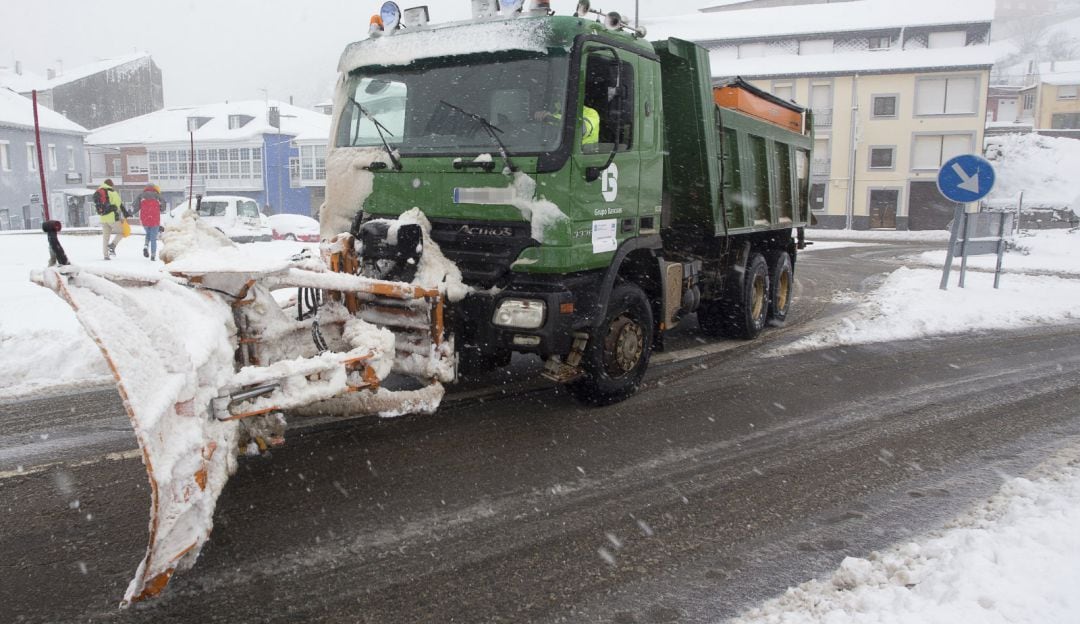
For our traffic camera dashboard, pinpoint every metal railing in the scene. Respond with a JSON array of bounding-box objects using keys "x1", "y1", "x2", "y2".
[
  {"x1": 811, "y1": 159, "x2": 831, "y2": 176},
  {"x1": 813, "y1": 109, "x2": 833, "y2": 127}
]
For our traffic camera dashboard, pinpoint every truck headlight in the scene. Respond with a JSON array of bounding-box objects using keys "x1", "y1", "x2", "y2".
[{"x1": 492, "y1": 298, "x2": 546, "y2": 329}]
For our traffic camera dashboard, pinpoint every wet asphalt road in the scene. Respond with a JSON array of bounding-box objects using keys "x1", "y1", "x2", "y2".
[{"x1": 2, "y1": 243, "x2": 1079, "y2": 623}]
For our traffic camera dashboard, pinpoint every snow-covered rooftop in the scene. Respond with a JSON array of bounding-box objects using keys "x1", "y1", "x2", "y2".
[
  {"x1": 86, "y1": 100, "x2": 331, "y2": 146},
  {"x1": 0, "y1": 53, "x2": 153, "y2": 93},
  {"x1": 712, "y1": 45, "x2": 996, "y2": 79},
  {"x1": 1039, "y1": 60, "x2": 1080, "y2": 86},
  {"x1": 41, "y1": 52, "x2": 152, "y2": 90},
  {"x1": 0, "y1": 88, "x2": 88, "y2": 135},
  {"x1": 645, "y1": 0, "x2": 995, "y2": 42},
  {"x1": 0, "y1": 66, "x2": 48, "y2": 93}
]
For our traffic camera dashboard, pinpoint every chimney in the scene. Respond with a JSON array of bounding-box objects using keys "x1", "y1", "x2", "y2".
[
  {"x1": 289, "y1": 95, "x2": 294, "y2": 105},
  {"x1": 47, "y1": 68, "x2": 56, "y2": 80},
  {"x1": 14, "y1": 60, "x2": 21, "y2": 75}
]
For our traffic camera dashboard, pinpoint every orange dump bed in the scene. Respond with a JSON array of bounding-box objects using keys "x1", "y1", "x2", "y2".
[{"x1": 713, "y1": 85, "x2": 803, "y2": 133}]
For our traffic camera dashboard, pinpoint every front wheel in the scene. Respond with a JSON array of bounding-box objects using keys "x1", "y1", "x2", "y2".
[{"x1": 566, "y1": 282, "x2": 653, "y2": 406}]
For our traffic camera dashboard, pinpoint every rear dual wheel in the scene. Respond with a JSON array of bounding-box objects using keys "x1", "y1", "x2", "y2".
[
  {"x1": 767, "y1": 251, "x2": 793, "y2": 323},
  {"x1": 697, "y1": 253, "x2": 770, "y2": 339}
]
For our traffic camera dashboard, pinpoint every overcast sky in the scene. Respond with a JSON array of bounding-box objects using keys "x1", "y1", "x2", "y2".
[{"x1": 1, "y1": 0, "x2": 715, "y2": 109}]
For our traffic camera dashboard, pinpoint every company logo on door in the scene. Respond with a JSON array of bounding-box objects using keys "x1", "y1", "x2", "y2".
[{"x1": 601, "y1": 164, "x2": 619, "y2": 202}]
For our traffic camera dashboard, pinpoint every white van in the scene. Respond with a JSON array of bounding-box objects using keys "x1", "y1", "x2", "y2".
[{"x1": 165, "y1": 195, "x2": 272, "y2": 243}]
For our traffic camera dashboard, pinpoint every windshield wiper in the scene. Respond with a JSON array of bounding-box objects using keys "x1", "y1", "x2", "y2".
[
  {"x1": 438, "y1": 100, "x2": 518, "y2": 173},
  {"x1": 349, "y1": 97, "x2": 402, "y2": 171}
]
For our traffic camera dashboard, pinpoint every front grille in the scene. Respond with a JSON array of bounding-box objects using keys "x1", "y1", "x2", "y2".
[{"x1": 428, "y1": 219, "x2": 538, "y2": 288}]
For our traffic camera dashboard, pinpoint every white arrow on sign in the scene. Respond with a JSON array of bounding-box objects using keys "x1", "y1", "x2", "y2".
[{"x1": 951, "y1": 162, "x2": 980, "y2": 194}]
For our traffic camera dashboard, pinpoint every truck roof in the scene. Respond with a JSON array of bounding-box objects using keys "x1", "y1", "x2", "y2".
[{"x1": 338, "y1": 15, "x2": 654, "y2": 74}]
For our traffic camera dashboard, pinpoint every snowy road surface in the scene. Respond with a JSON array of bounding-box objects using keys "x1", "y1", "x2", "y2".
[{"x1": 2, "y1": 239, "x2": 1080, "y2": 622}]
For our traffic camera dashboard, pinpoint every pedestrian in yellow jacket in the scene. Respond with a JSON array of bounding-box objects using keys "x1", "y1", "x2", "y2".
[{"x1": 94, "y1": 179, "x2": 128, "y2": 260}]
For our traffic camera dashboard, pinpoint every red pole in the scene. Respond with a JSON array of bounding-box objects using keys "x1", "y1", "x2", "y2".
[
  {"x1": 189, "y1": 131, "x2": 194, "y2": 203},
  {"x1": 31, "y1": 90, "x2": 51, "y2": 222}
]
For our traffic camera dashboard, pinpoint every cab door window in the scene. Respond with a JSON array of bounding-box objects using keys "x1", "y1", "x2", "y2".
[{"x1": 581, "y1": 53, "x2": 635, "y2": 153}]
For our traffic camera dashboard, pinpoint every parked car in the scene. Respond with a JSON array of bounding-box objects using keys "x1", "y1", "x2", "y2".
[
  {"x1": 267, "y1": 213, "x2": 320, "y2": 242},
  {"x1": 164, "y1": 195, "x2": 272, "y2": 243}
]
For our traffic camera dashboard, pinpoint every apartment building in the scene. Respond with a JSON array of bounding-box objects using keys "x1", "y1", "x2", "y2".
[{"x1": 647, "y1": 0, "x2": 996, "y2": 230}]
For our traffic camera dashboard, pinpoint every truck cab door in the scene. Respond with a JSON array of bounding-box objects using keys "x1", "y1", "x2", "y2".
[{"x1": 569, "y1": 46, "x2": 641, "y2": 268}]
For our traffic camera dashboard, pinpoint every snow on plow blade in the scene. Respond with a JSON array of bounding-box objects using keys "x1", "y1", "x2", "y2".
[{"x1": 31, "y1": 215, "x2": 454, "y2": 605}]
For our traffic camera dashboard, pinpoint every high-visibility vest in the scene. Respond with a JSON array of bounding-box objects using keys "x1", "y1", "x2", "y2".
[{"x1": 582, "y1": 106, "x2": 600, "y2": 145}]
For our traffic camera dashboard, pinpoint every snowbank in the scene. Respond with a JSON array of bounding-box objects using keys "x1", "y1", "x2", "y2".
[
  {"x1": 914, "y1": 229, "x2": 1080, "y2": 276},
  {"x1": 730, "y1": 449, "x2": 1080, "y2": 624},
  {"x1": 775, "y1": 266, "x2": 1080, "y2": 354},
  {"x1": 985, "y1": 133, "x2": 1080, "y2": 208}
]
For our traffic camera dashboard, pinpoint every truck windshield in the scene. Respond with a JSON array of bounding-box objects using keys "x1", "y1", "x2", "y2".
[{"x1": 337, "y1": 52, "x2": 569, "y2": 157}]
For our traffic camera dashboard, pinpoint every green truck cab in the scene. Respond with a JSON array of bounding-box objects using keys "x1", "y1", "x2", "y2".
[{"x1": 327, "y1": 10, "x2": 812, "y2": 405}]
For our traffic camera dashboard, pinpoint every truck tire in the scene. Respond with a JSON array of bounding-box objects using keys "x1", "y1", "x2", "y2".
[
  {"x1": 699, "y1": 253, "x2": 770, "y2": 339},
  {"x1": 567, "y1": 282, "x2": 653, "y2": 406},
  {"x1": 767, "y1": 251, "x2": 793, "y2": 323}
]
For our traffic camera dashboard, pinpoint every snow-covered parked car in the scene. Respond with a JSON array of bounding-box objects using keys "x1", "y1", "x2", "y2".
[
  {"x1": 267, "y1": 213, "x2": 320, "y2": 242},
  {"x1": 164, "y1": 195, "x2": 272, "y2": 243}
]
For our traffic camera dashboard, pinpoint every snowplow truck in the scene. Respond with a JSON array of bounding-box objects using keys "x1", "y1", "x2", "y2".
[
  {"x1": 33, "y1": 5, "x2": 810, "y2": 606},
  {"x1": 331, "y1": 12, "x2": 812, "y2": 405}
]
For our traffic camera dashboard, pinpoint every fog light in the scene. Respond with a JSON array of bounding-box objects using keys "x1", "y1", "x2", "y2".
[
  {"x1": 512, "y1": 335, "x2": 541, "y2": 347},
  {"x1": 493, "y1": 298, "x2": 546, "y2": 329}
]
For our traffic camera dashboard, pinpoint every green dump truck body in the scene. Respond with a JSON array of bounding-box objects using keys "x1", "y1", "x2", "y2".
[{"x1": 655, "y1": 38, "x2": 813, "y2": 237}]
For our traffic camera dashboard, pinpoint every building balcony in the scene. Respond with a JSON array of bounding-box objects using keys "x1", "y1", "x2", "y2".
[
  {"x1": 811, "y1": 159, "x2": 831, "y2": 176},
  {"x1": 813, "y1": 108, "x2": 833, "y2": 127}
]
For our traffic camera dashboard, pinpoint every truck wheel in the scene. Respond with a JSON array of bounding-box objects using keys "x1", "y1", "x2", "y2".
[
  {"x1": 767, "y1": 251, "x2": 793, "y2": 323},
  {"x1": 701, "y1": 253, "x2": 770, "y2": 339},
  {"x1": 567, "y1": 282, "x2": 653, "y2": 406}
]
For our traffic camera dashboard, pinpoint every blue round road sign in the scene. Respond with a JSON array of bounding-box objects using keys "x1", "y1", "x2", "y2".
[{"x1": 937, "y1": 154, "x2": 995, "y2": 203}]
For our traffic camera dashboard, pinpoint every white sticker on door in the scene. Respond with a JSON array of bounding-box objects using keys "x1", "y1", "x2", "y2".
[{"x1": 592, "y1": 219, "x2": 617, "y2": 254}]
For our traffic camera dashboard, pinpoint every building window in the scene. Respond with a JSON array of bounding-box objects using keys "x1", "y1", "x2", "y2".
[
  {"x1": 811, "y1": 82, "x2": 833, "y2": 126},
  {"x1": 1051, "y1": 113, "x2": 1080, "y2": 129},
  {"x1": 912, "y1": 134, "x2": 971, "y2": 170},
  {"x1": 148, "y1": 145, "x2": 264, "y2": 182},
  {"x1": 773, "y1": 81, "x2": 794, "y2": 102},
  {"x1": 799, "y1": 39, "x2": 833, "y2": 55},
  {"x1": 811, "y1": 137, "x2": 830, "y2": 175},
  {"x1": 868, "y1": 36, "x2": 891, "y2": 51},
  {"x1": 47, "y1": 145, "x2": 57, "y2": 171},
  {"x1": 915, "y1": 76, "x2": 978, "y2": 115},
  {"x1": 1057, "y1": 85, "x2": 1078, "y2": 100},
  {"x1": 927, "y1": 31, "x2": 967, "y2": 48},
  {"x1": 0, "y1": 142, "x2": 9, "y2": 171},
  {"x1": 1023, "y1": 93, "x2": 1036, "y2": 110},
  {"x1": 127, "y1": 154, "x2": 149, "y2": 175},
  {"x1": 872, "y1": 94, "x2": 898, "y2": 117},
  {"x1": 228, "y1": 114, "x2": 254, "y2": 129},
  {"x1": 26, "y1": 144, "x2": 36, "y2": 171},
  {"x1": 869, "y1": 146, "x2": 895, "y2": 169},
  {"x1": 67, "y1": 146, "x2": 76, "y2": 171}
]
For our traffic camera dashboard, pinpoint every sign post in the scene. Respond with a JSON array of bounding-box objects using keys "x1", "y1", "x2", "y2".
[{"x1": 936, "y1": 154, "x2": 1002, "y2": 290}]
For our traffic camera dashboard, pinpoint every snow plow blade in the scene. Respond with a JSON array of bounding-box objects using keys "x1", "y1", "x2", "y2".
[{"x1": 30, "y1": 214, "x2": 454, "y2": 605}]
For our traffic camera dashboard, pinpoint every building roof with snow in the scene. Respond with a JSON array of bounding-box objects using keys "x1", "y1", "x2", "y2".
[
  {"x1": 646, "y1": 0, "x2": 995, "y2": 43},
  {"x1": 645, "y1": 0, "x2": 995, "y2": 80},
  {"x1": 1038, "y1": 60, "x2": 1080, "y2": 86},
  {"x1": 0, "y1": 88, "x2": 88, "y2": 135},
  {"x1": 0, "y1": 66, "x2": 48, "y2": 93},
  {"x1": 86, "y1": 100, "x2": 331, "y2": 146}
]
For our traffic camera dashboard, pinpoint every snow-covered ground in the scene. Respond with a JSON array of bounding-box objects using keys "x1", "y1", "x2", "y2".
[
  {"x1": 0, "y1": 231, "x2": 313, "y2": 399},
  {"x1": 731, "y1": 447, "x2": 1080, "y2": 624}
]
